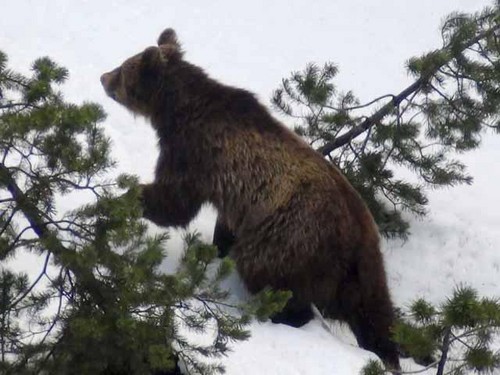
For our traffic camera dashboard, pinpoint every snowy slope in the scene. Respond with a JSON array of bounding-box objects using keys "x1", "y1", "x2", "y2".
[
  {"x1": 2, "y1": 0, "x2": 499, "y2": 373},
  {"x1": 386, "y1": 136, "x2": 500, "y2": 306}
]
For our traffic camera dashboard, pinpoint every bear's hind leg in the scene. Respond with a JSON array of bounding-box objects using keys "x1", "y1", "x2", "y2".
[
  {"x1": 212, "y1": 216, "x2": 236, "y2": 258},
  {"x1": 338, "y1": 277, "x2": 400, "y2": 372},
  {"x1": 346, "y1": 308, "x2": 400, "y2": 371}
]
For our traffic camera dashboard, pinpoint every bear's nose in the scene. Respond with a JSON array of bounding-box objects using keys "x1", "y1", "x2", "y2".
[{"x1": 100, "y1": 73, "x2": 111, "y2": 87}]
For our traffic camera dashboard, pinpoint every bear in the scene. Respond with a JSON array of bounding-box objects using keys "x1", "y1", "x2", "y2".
[{"x1": 101, "y1": 28, "x2": 401, "y2": 371}]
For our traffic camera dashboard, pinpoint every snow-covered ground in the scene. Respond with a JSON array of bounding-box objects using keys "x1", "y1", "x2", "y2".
[{"x1": 2, "y1": 0, "x2": 499, "y2": 373}]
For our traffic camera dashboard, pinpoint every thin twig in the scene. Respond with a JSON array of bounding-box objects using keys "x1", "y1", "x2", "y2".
[
  {"x1": 8, "y1": 252, "x2": 51, "y2": 310},
  {"x1": 325, "y1": 93, "x2": 395, "y2": 112}
]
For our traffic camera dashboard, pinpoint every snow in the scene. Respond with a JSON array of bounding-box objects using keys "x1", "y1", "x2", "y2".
[
  {"x1": 2, "y1": 0, "x2": 499, "y2": 373},
  {"x1": 222, "y1": 321, "x2": 373, "y2": 375},
  {"x1": 386, "y1": 134, "x2": 500, "y2": 306}
]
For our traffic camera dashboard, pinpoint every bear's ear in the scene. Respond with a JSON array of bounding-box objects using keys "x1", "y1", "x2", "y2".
[
  {"x1": 142, "y1": 46, "x2": 164, "y2": 71},
  {"x1": 158, "y1": 28, "x2": 179, "y2": 47}
]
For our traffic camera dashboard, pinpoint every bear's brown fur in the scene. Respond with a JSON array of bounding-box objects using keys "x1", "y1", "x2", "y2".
[{"x1": 101, "y1": 29, "x2": 400, "y2": 370}]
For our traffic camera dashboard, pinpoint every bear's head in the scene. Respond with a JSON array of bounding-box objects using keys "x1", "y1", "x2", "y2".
[{"x1": 100, "y1": 28, "x2": 183, "y2": 116}]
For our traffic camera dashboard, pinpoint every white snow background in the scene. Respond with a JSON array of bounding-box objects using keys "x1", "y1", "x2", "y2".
[{"x1": 2, "y1": 0, "x2": 500, "y2": 373}]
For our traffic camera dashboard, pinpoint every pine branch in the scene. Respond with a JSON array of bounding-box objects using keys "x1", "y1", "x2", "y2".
[
  {"x1": 317, "y1": 22, "x2": 500, "y2": 156},
  {"x1": 317, "y1": 79, "x2": 424, "y2": 155},
  {"x1": 0, "y1": 163, "x2": 110, "y2": 309}
]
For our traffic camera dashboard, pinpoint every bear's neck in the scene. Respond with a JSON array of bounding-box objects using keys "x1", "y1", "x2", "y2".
[{"x1": 150, "y1": 61, "x2": 253, "y2": 140}]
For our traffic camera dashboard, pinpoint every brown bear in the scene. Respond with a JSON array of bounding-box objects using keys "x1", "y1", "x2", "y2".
[{"x1": 101, "y1": 29, "x2": 400, "y2": 371}]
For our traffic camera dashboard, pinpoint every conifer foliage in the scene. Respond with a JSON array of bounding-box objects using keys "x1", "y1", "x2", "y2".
[
  {"x1": 361, "y1": 286, "x2": 500, "y2": 375},
  {"x1": 273, "y1": 4, "x2": 500, "y2": 238},
  {"x1": 0, "y1": 52, "x2": 287, "y2": 374}
]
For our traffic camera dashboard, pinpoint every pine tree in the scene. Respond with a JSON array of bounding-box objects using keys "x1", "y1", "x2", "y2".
[
  {"x1": 273, "y1": 4, "x2": 500, "y2": 238},
  {"x1": 0, "y1": 51, "x2": 288, "y2": 374},
  {"x1": 361, "y1": 286, "x2": 500, "y2": 375}
]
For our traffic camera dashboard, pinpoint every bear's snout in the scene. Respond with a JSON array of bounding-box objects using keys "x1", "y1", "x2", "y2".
[
  {"x1": 100, "y1": 72, "x2": 112, "y2": 90},
  {"x1": 100, "y1": 71, "x2": 119, "y2": 101}
]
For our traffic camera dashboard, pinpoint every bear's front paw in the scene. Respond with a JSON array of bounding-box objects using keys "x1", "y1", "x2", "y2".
[{"x1": 135, "y1": 183, "x2": 157, "y2": 220}]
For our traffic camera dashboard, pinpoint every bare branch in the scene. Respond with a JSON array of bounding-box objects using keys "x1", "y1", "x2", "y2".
[
  {"x1": 437, "y1": 328, "x2": 452, "y2": 375},
  {"x1": 9, "y1": 252, "x2": 51, "y2": 310},
  {"x1": 0, "y1": 206, "x2": 17, "y2": 238},
  {"x1": 325, "y1": 93, "x2": 395, "y2": 112},
  {"x1": 0, "y1": 102, "x2": 30, "y2": 111}
]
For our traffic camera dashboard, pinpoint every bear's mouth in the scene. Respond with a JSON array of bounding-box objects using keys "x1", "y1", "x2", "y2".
[
  {"x1": 107, "y1": 91, "x2": 118, "y2": 101},
  {"x1": 103, "y1": 87, "x2": 119, "y2": 103}
]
